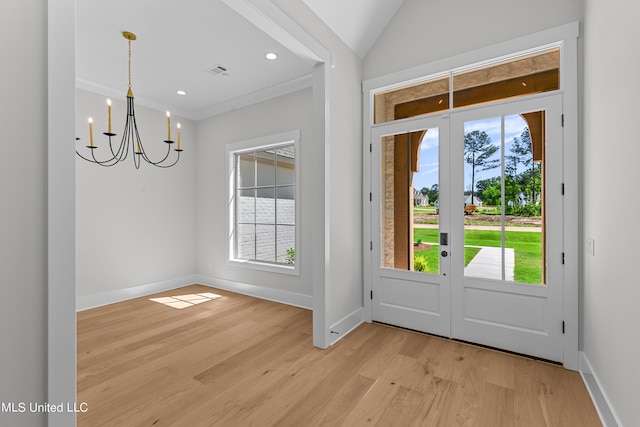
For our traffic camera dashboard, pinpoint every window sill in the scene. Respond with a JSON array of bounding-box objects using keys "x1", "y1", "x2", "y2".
[{"x1": 228, "y1": 258, "x2": 300, "y2": 276}]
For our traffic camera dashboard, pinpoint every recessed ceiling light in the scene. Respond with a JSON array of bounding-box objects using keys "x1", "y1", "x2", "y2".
[
  {"x1": 176, "y1": 90, "x2": 187, "y2": 96},
  {"x1": 265, "y1": 52, "x2": 278, "y2": 60}
]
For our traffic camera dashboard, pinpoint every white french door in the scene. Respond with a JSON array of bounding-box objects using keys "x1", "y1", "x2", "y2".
[
  {"x1": 450, "y1": 95, "x2": 564, "y2": 362},
  {"x1": 370, "y1": 94, "x2": 565, "y2": 362},
  {"x1": 370, "y1": 115, "x2": 451, "y2": 337}
]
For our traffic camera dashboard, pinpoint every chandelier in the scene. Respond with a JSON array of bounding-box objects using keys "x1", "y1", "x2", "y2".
[{"x1": 76, "y1": 31, "x2": 182, "y2": 168}]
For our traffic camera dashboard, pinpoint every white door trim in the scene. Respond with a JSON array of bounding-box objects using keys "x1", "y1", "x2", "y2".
[{"x1": 362, "y1": 21, "x2": 579, "y2": 369}]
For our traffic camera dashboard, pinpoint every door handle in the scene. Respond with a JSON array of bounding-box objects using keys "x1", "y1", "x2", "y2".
[{"x1": 441, "y1": 250, "x2": 448, "y2": 257}]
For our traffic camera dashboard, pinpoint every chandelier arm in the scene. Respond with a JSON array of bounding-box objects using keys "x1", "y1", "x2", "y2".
[
  {"x1": 129, "y1": 111, "x2": 176, "y2": 167},
  {"x1": 91, "y1": 145, "x2": 120, "y2": 167},
  {"x1": 122, "y1": 111, "x2": 136, "y2": 163},
  {"x1": 88, "y1": 135, "x2": 126, "y2": 167},
  {"x1": 151, "y1": 146, "x2": 178, "y2": 167},
  {"x1": 75, "y1": 149, "x2": 100, "y2": 164},
  {"x1": 105, "y1": 133, "x2": 119, "y2": 159},
  {"x1": 143, "y1": 141, "x2": 172, "y2": 166},
  {"x1": 149, "y1": 151, "x2": 181, "y2": 168},
  {"x1": 75, "y1": 142, "x2": 121, "y2": 167}
]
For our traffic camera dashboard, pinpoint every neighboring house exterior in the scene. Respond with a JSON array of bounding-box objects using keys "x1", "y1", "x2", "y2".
[
  {"x1": 413, "y1": 188, "x2": 429, "y2": 206},
  {"x1": 517, "y1": 191, "x2": 541, "y2": 206},
  {"x1": 464, "y1": 194, "x2": 483, "y2": 207}
]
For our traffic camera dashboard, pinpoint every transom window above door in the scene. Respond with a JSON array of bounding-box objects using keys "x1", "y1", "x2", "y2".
[{"x1": 373, "y1": 46, "x2": 560, "y2": 124}]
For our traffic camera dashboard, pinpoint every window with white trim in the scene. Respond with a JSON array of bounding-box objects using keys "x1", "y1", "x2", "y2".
[{"x1": 228, "y1": 131, "x2": 299, "y2": 272}]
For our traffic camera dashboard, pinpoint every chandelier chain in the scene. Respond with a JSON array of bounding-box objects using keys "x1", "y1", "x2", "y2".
[{"x1": 128, "y1": 39, "x2": 132, "y2": 89}]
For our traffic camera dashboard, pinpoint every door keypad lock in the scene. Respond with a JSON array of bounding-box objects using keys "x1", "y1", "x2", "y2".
[
  {"x1": 440, "y1": 232, "x2": 448, "y2": 246},
  {"x1": 440, "y1": 233, "x2": 448, "y2": 258}
]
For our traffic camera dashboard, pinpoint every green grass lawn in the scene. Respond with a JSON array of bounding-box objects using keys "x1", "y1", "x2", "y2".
[
  {"x1": 413, "y1": 206, "x2": 438, "y2": 214},
  {"x1": 413, "y1": 228, "x2": 542, "y2": 283}
]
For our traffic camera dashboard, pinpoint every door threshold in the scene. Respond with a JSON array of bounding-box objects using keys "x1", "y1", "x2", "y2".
[{"x1": 373, "y1": 321, "x2": 562, "y2": 367}]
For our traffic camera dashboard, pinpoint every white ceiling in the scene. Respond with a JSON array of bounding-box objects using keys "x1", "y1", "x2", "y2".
[
  {"x1": 76, "y1": 0, "x2": 404, "y2": 120},
  {"x1": 302, "y1": 0, "x2": 405, "y2": 58}
]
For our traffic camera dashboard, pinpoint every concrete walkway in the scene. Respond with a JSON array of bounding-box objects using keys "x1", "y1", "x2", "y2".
[
  {"x1": 415, "y1": 223, "x2": 541, "y2": 232},
  {"x1": 464, "y1": 246, "x2": 515, "y2": 281}
]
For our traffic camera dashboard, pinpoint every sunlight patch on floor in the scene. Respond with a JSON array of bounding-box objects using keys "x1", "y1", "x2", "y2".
[{"x1": 150, "y1": 292, "x2": 222, "y2": 309}]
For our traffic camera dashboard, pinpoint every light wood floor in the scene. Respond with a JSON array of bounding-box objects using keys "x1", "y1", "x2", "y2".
[{"x1": 77, "y1": 284, "x2": 601, "y2": 426}]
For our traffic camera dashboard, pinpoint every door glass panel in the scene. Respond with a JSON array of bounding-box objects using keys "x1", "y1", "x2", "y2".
[
  {"x1": 463, "y1": 113, "x2": 545, "y2": 284},
  {"x1": 380, "y1": 127, "x2": 440, "y2": 274},
  {"x1": 505, "y1": 113, "x2": 545, "y2": 284}
]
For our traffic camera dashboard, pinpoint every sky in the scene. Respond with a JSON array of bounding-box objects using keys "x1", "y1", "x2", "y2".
[{"x1": 412, "y1": 114, "x2": 531, "y2": 194}]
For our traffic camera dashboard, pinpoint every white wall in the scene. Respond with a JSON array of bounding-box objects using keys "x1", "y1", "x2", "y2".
[
  {"x1": 273, "y1": 0, "x2": 364, "y2": 332},
  {"x1": 76, "y1": 89, "x2": 196, "y2": 298},
  {"x1": 0, "y1": 1, "x2": 47, "y2": 425},
  {"x1": 363, "y1": 0, "x2": 582, "y2": 80},
  {"x1": 326, "y1": 50, "x2": 364, "y2": 326},
  {"x1": 196, "y1": 89, "x2": 314, "y2": 297},
  {"x1": 583, "y1": 0, "x2": 640, "y2": 425}
]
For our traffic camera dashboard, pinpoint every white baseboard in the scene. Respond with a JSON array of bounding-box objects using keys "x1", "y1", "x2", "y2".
[
  {"x1": 328, "y1": 307, "x2": 364, "y2": 346},
  {"x1": 194, "y1": 274, "x2": 313, "y2": 310},
  {"x1": 579, "y1": 351, "x2": 622, "y2": 427},
  {"x1": 76, "y1": 275, "x2": 198, "y2": 311},
  {"x1": 77, "y1": 274, "x2": 314, "y2": 312}
]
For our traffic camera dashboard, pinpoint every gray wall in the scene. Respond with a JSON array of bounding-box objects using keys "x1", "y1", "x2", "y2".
[
  {"x1": 363, "y1": 0, "x2": 582, "y2": 80},
  {"x1": 0, "y1": 1, "x2": 46, "y2": 425},
  {"x1": 76, "y1": 89, "x2": 197, "y2": 298},
  {"x1": 583, "y1": 0, "x2": 640, "y2": 425},
  {"x1": 197, "y1": 89, "x2": 314, "y2": 297},
  {"x1": 274, "y1": 0, "x2": 364, "y2": 331}
]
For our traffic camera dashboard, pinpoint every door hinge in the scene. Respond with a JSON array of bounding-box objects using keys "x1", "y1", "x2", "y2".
[
  {"x1": 370, "y1": 241, "x2": 373, "y2": 251},
  {"x1": 369, "y1": 192, "x2": 372, "y2": 202},
  {"x1": 562, "y1": 321, "x2": 565, "y2": 334},
  {"x1": 562, "y1": 183, "x2": 565, "y2": 195},
  {"x1": 370, "y1": 290, "x2": 373, "y2": 300},
  {"x1": 562, "y1": 252, "x2": 565, "y2": 264},
  {"x1": 561, "y1": 114, "x2": 565, "y2": 127},
  {"x1": 369, "y1": 144, "x2": 372, "y2": 153}
]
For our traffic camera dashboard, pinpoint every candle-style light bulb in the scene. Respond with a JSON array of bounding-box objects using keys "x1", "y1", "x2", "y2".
[
  {"x1": 107, "y1": 98, "x2": 112, "y2": 133},
  {"x1": 88, "y1": 117, "x2": 94, "y2": 147},
  {"x1": 166, "y1": 111, "x2": 171, "y2": 141},
  {"x1": 177, "y1": 123, "x2": 181, "y2": 150}
]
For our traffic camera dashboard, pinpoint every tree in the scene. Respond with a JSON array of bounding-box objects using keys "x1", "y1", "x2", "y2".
[
  {"x1": 505, "y1": 153, "x2": 519, "y2": 178},
  {"x1": 510, "y1": 127, "x2": 540, "y2": 205},
  {"x1": 477, "y1": 176, "x2": 520, "y2": 207},
  {"x1": 464, "y1": 130, "x2": 500, "y2": 205},
  {"x1": 427, "y1": 184, "x2": 439, "y2": 205},
  {"x1": 476, "y1": 177, "x2": 498, "y2": 193}
]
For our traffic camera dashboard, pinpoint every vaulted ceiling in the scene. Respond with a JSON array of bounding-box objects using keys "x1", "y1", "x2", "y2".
[{"x1": 76, "y1": 0, "x2": 405, "y2": 120}]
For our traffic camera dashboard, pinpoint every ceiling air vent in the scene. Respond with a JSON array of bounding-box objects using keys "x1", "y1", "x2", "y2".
[{"x1": 205, "y1": 64, "x2": 230, "y2": 77}]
